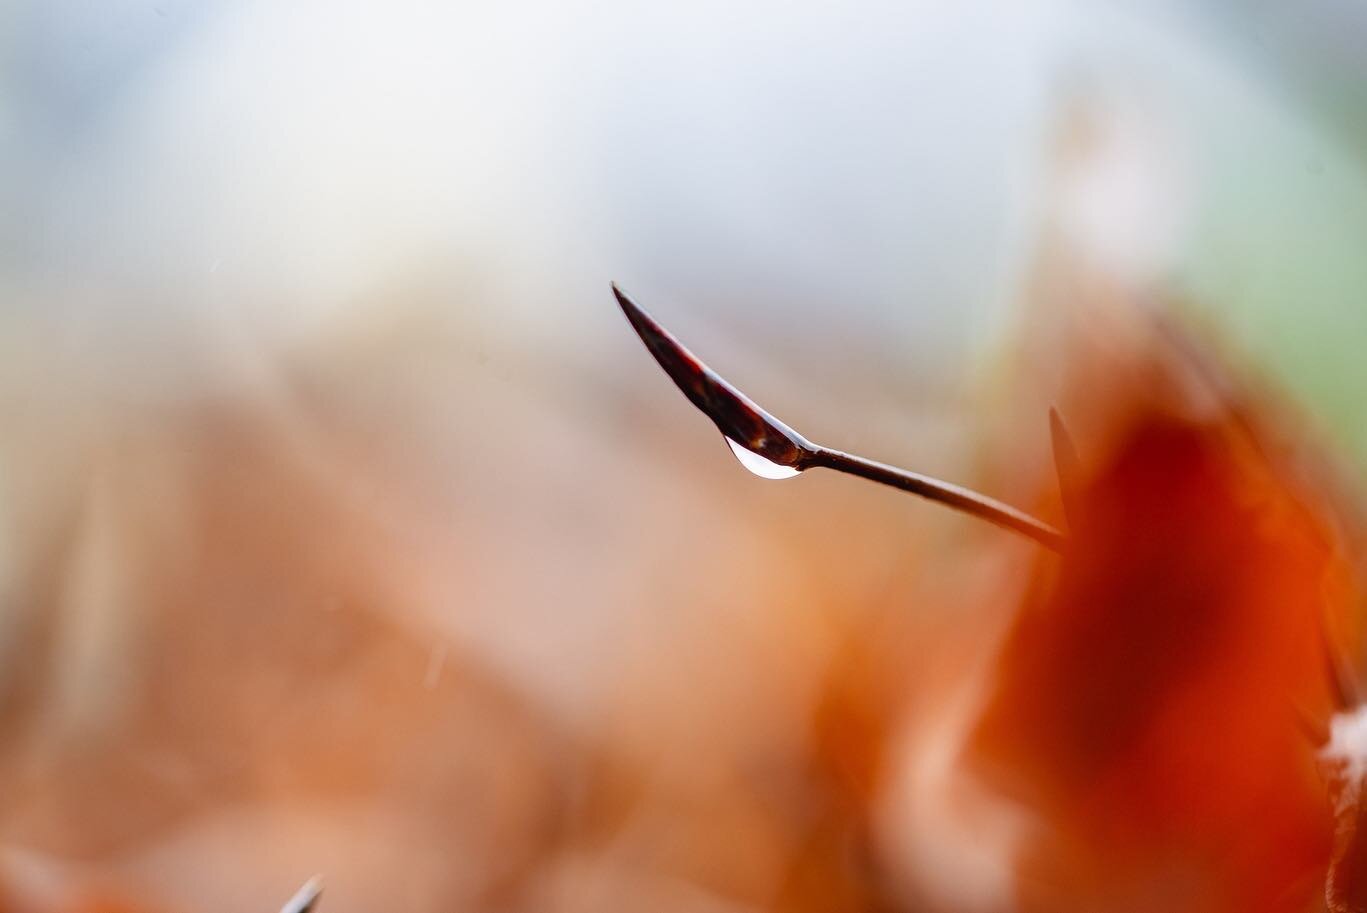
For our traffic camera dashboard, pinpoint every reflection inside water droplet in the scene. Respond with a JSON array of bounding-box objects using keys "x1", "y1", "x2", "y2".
[{"x1": 724, "y1": 436, "x2": 801, "y2": 480}]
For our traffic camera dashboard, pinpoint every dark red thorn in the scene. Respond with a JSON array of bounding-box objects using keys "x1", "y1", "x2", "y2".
[
  {"x1": 612, "y1": 283, "x2": 1066, "y2": 552},
  {"x1": 612, "y1": 283, "x2": 817, "y2": 468}
]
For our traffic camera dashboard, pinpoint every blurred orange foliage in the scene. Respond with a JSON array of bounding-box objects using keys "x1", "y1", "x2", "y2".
[{"x1": 970, "y1": 337, "x2": 1360, "y2": 913}]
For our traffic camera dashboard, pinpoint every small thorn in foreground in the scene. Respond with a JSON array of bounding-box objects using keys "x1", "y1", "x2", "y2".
[{"x1": 279, "y1": 876, "x2": 323, "y2": 913}]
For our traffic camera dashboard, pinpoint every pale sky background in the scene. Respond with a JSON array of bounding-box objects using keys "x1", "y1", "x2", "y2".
[{"x1": 2, "y1": 1, "x2": 1363, "y2": 405}]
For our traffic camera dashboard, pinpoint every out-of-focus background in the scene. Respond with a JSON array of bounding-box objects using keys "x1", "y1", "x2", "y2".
[{"x1": 2, "y1": 2, "x2": 1367, "y2": 911}]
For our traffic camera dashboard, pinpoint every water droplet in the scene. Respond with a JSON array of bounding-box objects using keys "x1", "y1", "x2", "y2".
[{"x1": 724, "y1": 436, "x2": 801, "y2": 480}]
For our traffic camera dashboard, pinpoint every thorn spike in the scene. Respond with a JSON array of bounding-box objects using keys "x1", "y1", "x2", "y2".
[
  {"x1": 1049, "y1": 407, "x2": 1082, "y2": 528},
  {"x1": 279, "y1": 876, "x2": 323, "y2": 913},
  {"x1": 612, "y1": 284, "x2": 1066, "y2": 552},
  {"x1": 612, "y1": 283, "x2": 815, "y2": 467}
]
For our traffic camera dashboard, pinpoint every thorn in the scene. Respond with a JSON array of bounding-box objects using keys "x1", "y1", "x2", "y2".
[
  {"x1": 612, "y1": 284, "x2": 1066, "y2": 552},
  {"x1": 279, "y1": 876, "x2": 323, "y2": 913},
  {"x1": 1048, "y1": 407, "x2": 1082, "y2": 528},
  {"x1": 612, "y1": 282, "x2": 816, "y2": 469}
]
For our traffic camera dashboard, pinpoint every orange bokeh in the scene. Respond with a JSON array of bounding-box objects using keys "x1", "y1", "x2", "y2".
[{"x1": 971, "y1": 381, "x2": 1358, "y2": 912}]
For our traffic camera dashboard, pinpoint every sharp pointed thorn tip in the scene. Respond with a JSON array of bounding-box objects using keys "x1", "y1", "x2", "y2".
[
  {"x1": 280, "y1": 876, "x2": 324, "y2": 913},
  {"x1": 610, "y1": 284, "x2": 813, "y2": 468}
]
